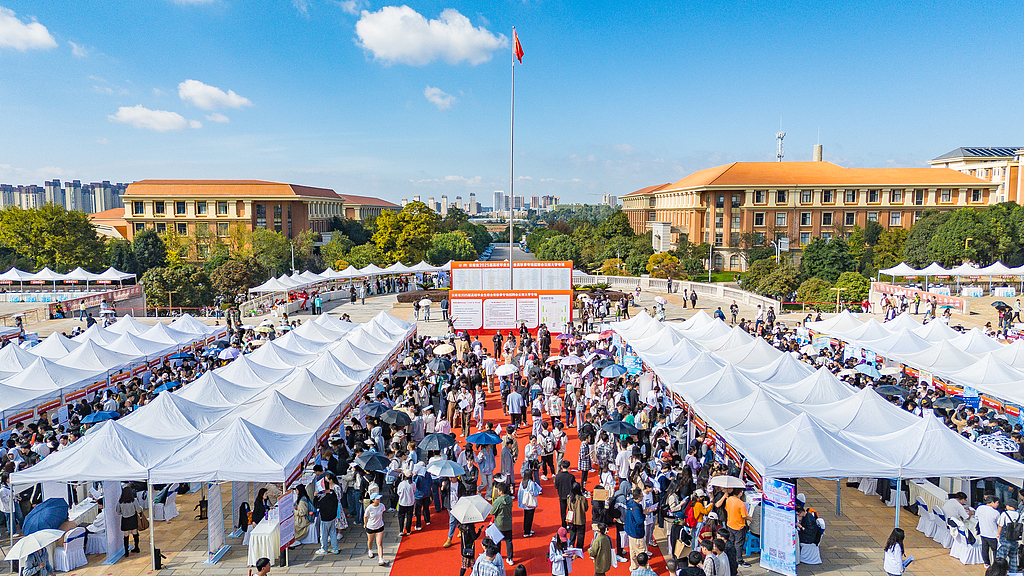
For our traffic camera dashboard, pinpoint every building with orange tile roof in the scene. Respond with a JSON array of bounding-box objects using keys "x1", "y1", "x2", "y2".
[
  {"x1": 622, "y1": 155, "x2": 998, "y2": 271},
  {"x1": 337, "y1": 193, "x2": 400, "y2": 221},
  {"x1": 88, "y1": 207, "x2": 129, "y2": 240}
]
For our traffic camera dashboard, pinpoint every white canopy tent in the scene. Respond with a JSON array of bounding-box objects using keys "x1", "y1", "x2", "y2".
[
  {"x1": 27, "y1": 332, "x2": 81, "y2": 362},
  {"x1": 878, "y1": 263, "x2": 920, "y2": 277}
]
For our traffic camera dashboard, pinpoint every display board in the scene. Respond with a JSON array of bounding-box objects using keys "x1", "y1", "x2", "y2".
[
  {"x1": 207, "y1": 482, "x2": 225, "y2": 562},
  {"x1": 760, "y1": 478, "x2": 798, "y2": 576},
  {"x1": 450, "y1": 261, "x2": 573, "y2": 333},
  {"x1": 277, "y1": 492, "x2": 295, "y2": 551}
]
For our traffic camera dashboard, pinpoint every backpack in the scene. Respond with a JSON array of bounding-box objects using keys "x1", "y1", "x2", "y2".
[{"x1": 1003, "y1": 511, "x2": 1024, "y2": 542}]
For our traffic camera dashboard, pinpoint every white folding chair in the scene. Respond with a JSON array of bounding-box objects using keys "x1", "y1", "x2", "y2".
[
  {"x1": 798, "y1": 518, "x2": 825, "y2": 565},
  {"x1": 162, "y1": 491, "x2": 179, "y2": 522},
  {"x1": 85, "y1": 529, "x2": 106, "y2": 555},
  {"x1": 858, "y1": 478, "x2": 877, "y2": 495},
  {"x1": 932, "y1": 510, "x2": 953, "y2": 548},
  {"x1": 915, "y1": 498, "x2": 937, "y2": 538},
  {"x1": 54, "y1": 527, "x2": 88, "y2": 572}
]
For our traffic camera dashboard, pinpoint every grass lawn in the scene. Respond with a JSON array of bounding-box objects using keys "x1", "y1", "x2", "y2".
[{"x1": 708, "y1": 271, "x2": 739, "y2": 283}]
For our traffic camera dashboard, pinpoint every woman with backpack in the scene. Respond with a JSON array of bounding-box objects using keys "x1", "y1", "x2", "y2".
[{"x1": 293, "y1": 485, "x2": 314, "y2": 542}]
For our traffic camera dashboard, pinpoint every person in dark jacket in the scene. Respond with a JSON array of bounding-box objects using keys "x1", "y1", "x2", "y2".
[
  {"x1": 554, "y1": 460, "x2": 577, "y2": 528},
  {"x1": 314, "y1": 481, "x2": 339, "y2": 554},
  {"x1": 413, "y1": 463, "x2": 433, "y2": 530},
  {"x1": 625, "y1": 488, "x2": 647, "y2": 570}
]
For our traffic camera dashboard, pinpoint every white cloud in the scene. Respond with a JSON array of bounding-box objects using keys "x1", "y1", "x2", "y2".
[
  {"x1": 206, "y1": 112, "x2": 230, "y2": 123},
  {"x1": 93, "y1": 85, "x2": 114, "y2": 95},
  {"x1": 108, "y1": 105, "x2": 190, "y2": 132},
  {"x1": 293, "y1": 0, "x2": 310, "y2": 17},
  {"x1": 337, "y1": 0, "x2": 367, "y2": 15},
  {"x1": 0, "y1": 7, "x2": 57, "y2": 51},
  {"x1": 96, "y1": 138, "x2": 109, "y2": 145},
  {"x1": 355, "y1": 6, "x2": 507, "y2": 66},
  {"x1": 69, "y1": 41, "x2": 88, "y2": 58},
  {"x1": 178, "y1": 79, "x2": 253, "y2": 111},
  {"x1": 189, "y1": 120, "x2": 203, "y2": 129},
  {"x1": 153, "y1": 87, "x2": 164, "y2": 97},
  {"x1": 423, "y1": 86, "x2": 456, "y2": 110}
]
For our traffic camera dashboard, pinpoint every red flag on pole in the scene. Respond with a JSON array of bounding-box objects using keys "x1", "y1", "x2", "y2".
[{"x1": 513, "y1": 29, "x2": 524, "y2": 63}]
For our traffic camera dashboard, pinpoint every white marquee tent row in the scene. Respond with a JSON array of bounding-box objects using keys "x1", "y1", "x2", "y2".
[
  {"x1": 807, "y1": 310, "x2": 1024, "y2": 411},
  {"x1": 0, "y1": 315, "x2": 226, "y2": 427},
  {"x1": 879, "y1": 261, "x2": 1024, "y2": 279},
  {"x1": 0, "y1": 266, "x2": 136, "y2": 286},
  {"x1": 248, "y1": 261, "x2": 452, "y2": 294},
  {"x1": 609, "y1": 311, "x2": 1024, "y2": 483}
]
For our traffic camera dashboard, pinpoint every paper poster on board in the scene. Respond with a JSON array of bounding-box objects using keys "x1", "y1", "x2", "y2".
[
  {"x1": 277, "y1": 492, "x2": 295, "y2": 550},
  {"x1": 207, "y1": 482, "x2": 225, "y2": 560},
  {"x1": 451, "y1": 299, "x2": 483, "y2": 330},
  {"x1": 760, "y1": 478, "x2": 797, "y2": 576}
]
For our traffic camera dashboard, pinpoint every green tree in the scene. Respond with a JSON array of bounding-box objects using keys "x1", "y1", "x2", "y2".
[
  {"x1": 292, "y1": 230, "x2": 322, "y2": 272},
  {"x1": 458, "y1": 222, "x2": 493, "y2": 254},
  {"x1": 250, "y1": 228, "x2": 291, "y2": 275},
  {"x1": 741, "y1": 258, "x2": 779, "y2": 292},
  {"x1": 624, "y1": 233, "x2": 654, "y2": 276},
  {"x1": 927, "y1": 208, "x2": 989, "y2": 266},
  {"x1": 797, "y1": 277, "x2": 835, "y2": 310},
  {"x1": 596, "y1": 210, "x2": 635, "y2": 239},
  {"x1": 863, "y1": 220, "x2": 884, "y2": 245},
  {"x1": 210, "y1": 258, "x2": 267, "y2": 300},
  {"x1": 439, "y1": 207, "x2": 470, "y2": 232},
  {"x1": 526, "y1": 228, "x2": 563, "y2": 254},
  {"x1": 132, "y1": 228, "x2": 167, "y2": 274},
  {"x1": 106, "y1": 239, "x2": 138, "y2": 274},
  {"x1": 874, "y1": 228, "x2": 908, "y2": 271},
  {"x1": 202, "y1": 238, "x2": 231, "y2": 274},
  {"x1": 371, "y1": 201, "x2": 440, "y2": 264},
  {"x1": 426, "y1": 231, "x2": 477, "y2": 265},
  {"x1": 758, "y1": 266, "x2": 800, "y2": 300},
  {"x1": 799, "y1": 237, "x2": 855, "y2": 283},
  {"x1": 834, "y1": 270, "x2": 870, "y2": 305},
  {"x1": 159, "y1": 229, "x2": 192, "y2": 268},
  {"x1": 329, "y1": 217, "x2": 370, "y2": 245},
  {"x1": 542, "y1": 204, "x2": 617, "y2": 224},
  {"x1": 646, "y1": 253, "x2": 680, "y2": 278},
  {"x1": 0, "y1": 205, "x2": 106, "y2": 272},
  {"x1": 537, "y1": 235, "x2": 581, "y2": 263},
  {"x1": 902, "y1": 210, "x2": 951, "y2": 267},
  {"x1": 322, "y1": 234, "x2": 355, "y2": 269},
  {"x1": 141, "y1": 265, "x2": 214, "y2": 309},
  {"x1": 738, "y1": 231, "x2": 773, "y2": 266},
  {"x1": 345, "y1": 243, "x2": 379, "y2": 268}
]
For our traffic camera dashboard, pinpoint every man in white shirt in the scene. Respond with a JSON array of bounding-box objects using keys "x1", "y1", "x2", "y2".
[
  {"x1": 976, "y1": 494, "x2": 1002, "y2": 567},
  {"x1": 942, "y1": 492, "x2": 972, "y2": 524},
  {"x1": 615, "y1": 442, "x2": 632, "y2": 481},
  {"x1": 482, "y1": 355, "x2": 497, "y2": 392}
]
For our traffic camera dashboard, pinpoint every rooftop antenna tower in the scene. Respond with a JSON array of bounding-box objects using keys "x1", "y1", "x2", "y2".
[{"x1": 776, "y1": 117, "x2": 785, "y2": 162}]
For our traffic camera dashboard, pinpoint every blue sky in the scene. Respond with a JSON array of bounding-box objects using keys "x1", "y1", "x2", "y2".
[{"x1": 1, "y1": 0, "x2": 1022, "y2": 204}]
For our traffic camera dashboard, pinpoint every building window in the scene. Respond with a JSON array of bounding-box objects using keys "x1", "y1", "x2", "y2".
[
  {"x1": 971, "y1": 189, "x2": 982, "y2": 202},
  {"x1": 134, "y1": 222, "x2": 145, "y2": 232},
  {"x1": 156, "y1": 222, "x2": 166, "y2": 233},
  {"x1": 648, "y1": 211, "x2": 656, "y2": 221},
  {"x1": 891, "y1": 190, "x2": 903, "y2": 203},
  {"x1": 256, "y1": 204, "x2": 267, "y2": 229},
  {"x1": 716, "y1": 195, "x2": 724, "y2": 208},
  {"x1": 845, "y1": 190, "x2": 857, "y2": 203},
  {"x1": 890, "y1": 212, "x2": 902, "y2": 226},
  {"x1": 754, "y1": 212, "x2": 765, "y2": 226},
  {"x1": 800, "y1": 232, "x2": 810, "y2": 245},
  {"x1": 914, "y1": 190, "x2": 925, "y2": 205},
  {"x1": 714, "y1": 233, "x2": 723, "y2": 246},
  {"x1": 196, "y1": 202, "x2": 207, "y2": 215},
  {"x1": 154, "y1": 201, "x2": 165, "y2": 215},
  {"x1": 800, "y1": 212, "x2": 812, "y2": 226},
  {"x1": 648, "y1": 197, "x2": 656, "y2": 208},
  {"x1": 287, "y1": 204, "x2": 292, "y2": 238},
  {"x1": 217, "y1": 201, "x2": 228, "y2": 215},
  {"x1": 176, "y1": 222, "x2": 187, "y2": 235},
  {"x1": 914, "y1": 211, "x2": 923, "y2": 223},
  {"x1": 715, "y1": 214, "x2": 724, "y2": 228},
  {"x1": 822, "y1": 189, "x2": 834, "y2": 203},
  {"x1": 217, "y1": 222, "x2": 229, "y2": 237},
  {"x1": 731, "y1": 215, "x2": 741, "y2": 229},
  {"x1": 868, "y1": 190, "x2": 879, "y2": 203},
  {"x1": 867, "y1": 212, "x2": 878, "y2": 222},
  {"x1": 845, "y1": 212, "x2": 856, "y2": 226},
  {"x1": 713, "y1": 253, "x2": 724, "y2": 268},
  {"x1": 822, "y1": 212, "x2": 833, "y2": 226},
  {"x1": 776, "y1": 190, "x2": 787, "y2": 204},
  {"x1": 775, "y1": 212, "x2": 787, "y2": 226},
  {"x1": 731, "y1": 195, "x2": 741, "y2": 208},
  {"x1": 821, "y1": 232, "x2": 832, "y2": 241},
  {"x1": 801, "y1": 190, "x2": 812, "y2": 203},
  {"x1": 940, "y1": 189, "x2": 951, "y2": 202},
  {"x1": 133, "y1": 201, "x2": 144, "y2": 215},
  {"x1": 754, "y1": 191, "x2": 766, "y2": 204},
  {"x1": 729, "y1": 255, "x2": 739, "y2": 268},
  {"x1": 175, "y1": 201, "x2": 186, "y2": 215}
]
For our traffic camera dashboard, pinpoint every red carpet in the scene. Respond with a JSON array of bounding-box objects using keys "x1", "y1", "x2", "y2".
[{"x1": 391, "y1": 366, "x2": 666, "y2": 576}]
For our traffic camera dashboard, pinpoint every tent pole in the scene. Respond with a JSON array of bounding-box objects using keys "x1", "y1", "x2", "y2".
[
  {"x1": 148, "y1": 480, "x2": 157, "y2": 570},
  {"x1": 836, "y1": 479, "x2": 842, "y2": 517},
  {"x1": 893, "y1": 476, "x2": 901, "y2": 528},
  {"x1": 281, "y1": 482, "x2": 288, "y2": 567}
]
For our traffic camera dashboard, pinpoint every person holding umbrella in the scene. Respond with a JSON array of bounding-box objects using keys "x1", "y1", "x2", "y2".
[{"x1": 458, "y1": 521, "x2": 482, "y2": 576}]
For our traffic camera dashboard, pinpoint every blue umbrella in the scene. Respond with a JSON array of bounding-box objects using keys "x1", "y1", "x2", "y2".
[
  {"x1": 22, "y1": 498, "x2": 69, "y2": 534},
  {"x1": 81, "y1": 411, "x2": 119, "y2": 424},
  {"x1": 153, "y1": 382, "x2": 177, "y2": 394},
  {"x1": 601, "y1": 364, "x2": 629, "y2": 378},
  {"x1": 465, "y1": 431, "x2": 502, "y2": 445},
  {"x1": 169, "y1": 352, "x2": 193, "y2": 360},
  {"x1": 855, "y1": 364, "x2": 881, "y2": 379}
]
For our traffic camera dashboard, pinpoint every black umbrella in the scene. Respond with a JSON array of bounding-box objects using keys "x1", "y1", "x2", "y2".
[
  {"x1": 602, "y1": 420, "x2": 639, "y2": 436},
  {"x1": 932, "y1": 397, "x2": 965, "y2": 409},
  {"x1": 361, "y1": 402, "x2": 388, "y2": 418},
  {"x1": 427, "y1": 357, "x2": 452, "y2": 372},
  {"x1": 211, "y1": 339, "x2": 230, "y2": 348},
  {"x1": 354, "y1": 451, "x2": 390, "y2": 472},
  {"x1": 394, "y1": 369, "x2": 419, "y2": 379},
  {"x1": 419, "y1": 432, "x2": 457, "y2": 451},
  {"x1": 874, "y1": 384, "x2": 909, "y2": 396},
  {"x1": 593, "y1": 358, "x2": 616, "y2": 369},
  {"x1": 381, "y1": 409, "x2": 412, "y2": 427},
  {"x1": 992, "y1": 301, "x2": 1011, "y2": 309}
]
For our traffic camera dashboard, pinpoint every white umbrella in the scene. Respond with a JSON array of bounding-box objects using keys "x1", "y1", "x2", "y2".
[
  {"x1": 584, "y1": 333, "x2": 602, "y2": 341},
  {"x1": 879, "y1": 366, "x2": 903, "y2": 376},
  {"x1": 419, "y1": 299, "x2": 433, "y2": 306},
  {"x1": 654, "y1": 296, "x2": 667, "y2": 305},
  {"x1": 799, "y1": 344, "x2": 817, "y2": 356},
  {"x1": 4, "y1": 529, "x2": 65, "y2": 561},
  {"x1": 546, "y1": 355, "x2": 563, "y2": 363},
  {"x1": 559, "y1": 355, "x2": 584, "y2": 366},
  {"x1": 838, "y1": 368, "x2": 858, "y2": 376},
  {"x1": 434, "y1": 343, "x2": 455, "y2": 355},
  {"x1": 427, "y1": 459, "x2": 466, "y2": 478},
  {"x1": 708, "y1": 475, "x2": 746, "y2": 489},
  {"x1": 495, "y1": 364, "x2": 519, "y2": 376},
  {"x1": 450, "y1": 495, "x2": 493, "y2": 523}
]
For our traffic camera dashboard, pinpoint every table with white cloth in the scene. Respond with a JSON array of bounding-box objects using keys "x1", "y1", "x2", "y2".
[
  {"x1": 994, "y1": 287, "x2": 1017, "y2": 298},
  {"x1": 908, "y1": 480, "x2": 947, "y2": 513},
  {"x1": 247, "y1": 518, "x2": 280, "y2": 566},
  {"x1": 931, "y1": 287, "x2": 951, "y2": 296},
  {"x1": 961, "y1": 287, "x2": 984, "y2": 298},
  {"x1": 68, "y1": 499, "x2": 100, "y2": 526}
]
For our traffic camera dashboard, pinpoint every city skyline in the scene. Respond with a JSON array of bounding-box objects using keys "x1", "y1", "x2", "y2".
[{"x1": 1, "y1": 1, "x2": 1022, "y2": 204}]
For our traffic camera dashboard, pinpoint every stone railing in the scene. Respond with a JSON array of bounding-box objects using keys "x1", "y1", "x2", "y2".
[{"x1": 573, "y1": 274, "x2": 781, "y2": 310}]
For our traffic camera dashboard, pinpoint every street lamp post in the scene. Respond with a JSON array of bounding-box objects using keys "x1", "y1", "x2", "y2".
[
  {"x1": 167, "y1": 290, "x2": 177, "y2": 316},
  {"x1": 708, "y1": 243, "x2": 713, "y2": 283}
]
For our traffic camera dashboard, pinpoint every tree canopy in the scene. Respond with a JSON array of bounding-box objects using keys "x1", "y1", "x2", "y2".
[{"x1": 0, "y1": 205, "x2": 106, "y2": 272}]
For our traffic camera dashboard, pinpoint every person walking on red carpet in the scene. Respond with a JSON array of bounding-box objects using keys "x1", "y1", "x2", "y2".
[{"x1": 490, "y1": 482, "x2": 515, "y2": 565}]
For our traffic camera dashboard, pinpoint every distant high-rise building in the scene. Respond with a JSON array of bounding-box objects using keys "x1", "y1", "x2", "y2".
[
  {"x1": 44, "y1": 180, "x2": 65, "y2": 206},
  {"x1": 413, "y1": 195, "x2": 421, "y2": 203},
  {"x1": 441, "y1": 195, "x2": 449, "y2": 216},
  {"x1": 19, "y1": 185, "x2": 45, "y2": 209},
  {"x1": 468, "y1": 193, "x2": 477, "y2": 215},
  {"x1": 454, "y1": 196, "x2": 462, "y2": 214},
  {"x1": 513, "y1": 196, "x2": 523, "y2": 210},
  {"x1": 530, "y1": 195, "x2": 539, "y2": 210},
  {"x1": 401, "y1": 198, "x2": 408, "y2": 207},
  {"x1": 602, "y1": 194, "x2": 618, "y2": 206},
  {"x1": 65, "y1": 180, "x2": 86, "y2": 212},
  {"x1": 0, "y1": 185, "x2": 16, "y2": 208},
  {"x1": 492, "y1": 191, "x2": 503, "y2": 215}
]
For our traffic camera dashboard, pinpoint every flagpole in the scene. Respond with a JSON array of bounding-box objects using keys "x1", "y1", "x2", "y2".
[{"x1": 509, "y1": 26, "x2": 515, "y2": 290}]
